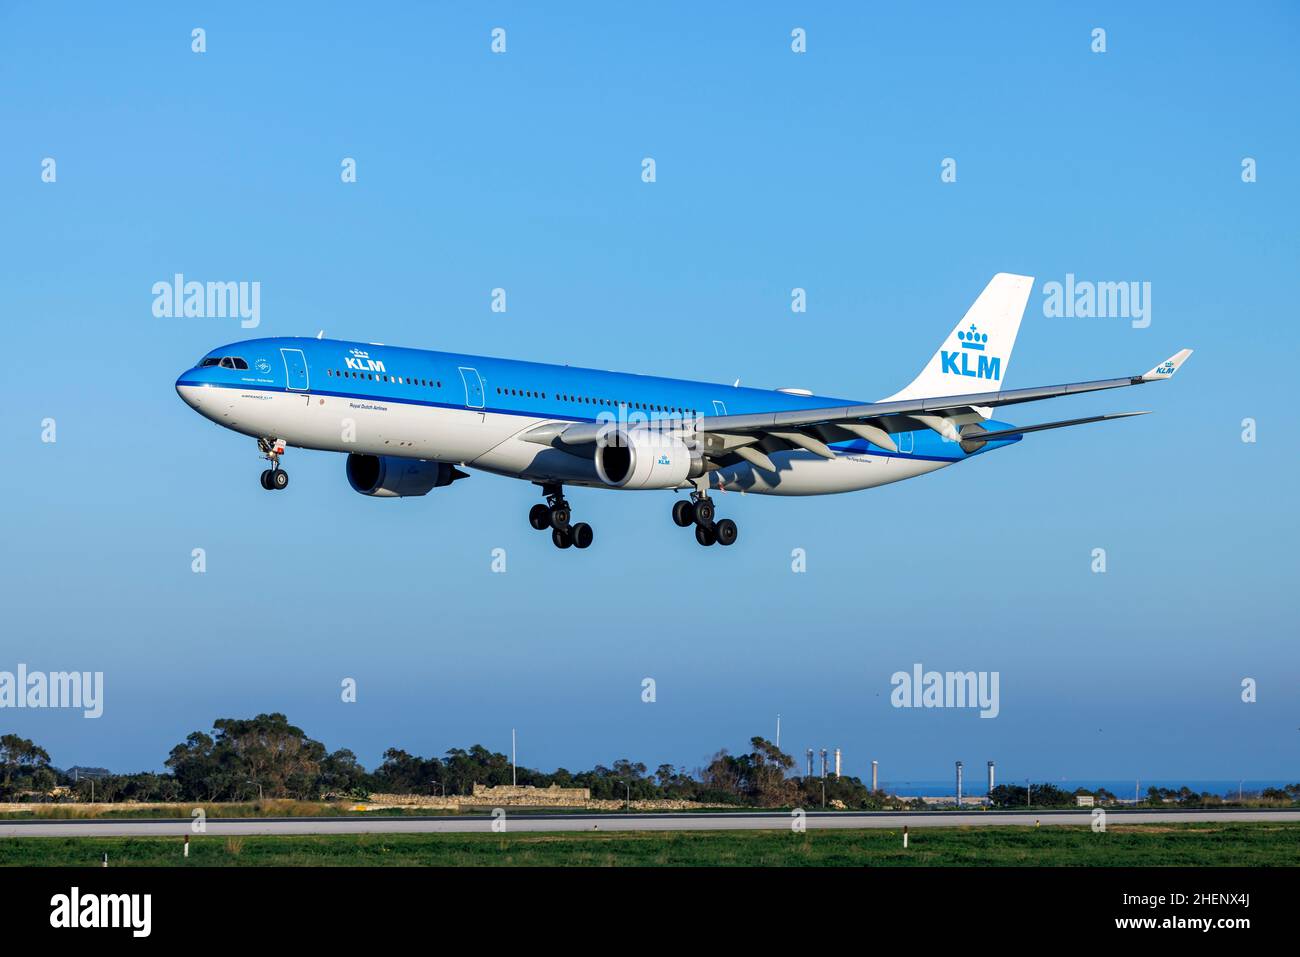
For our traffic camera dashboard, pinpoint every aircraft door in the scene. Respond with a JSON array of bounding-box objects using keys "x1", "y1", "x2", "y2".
[
  {"x1": 281, "y1": 348, "x2": 309, "y2": 391},
  {"x1": 459, "y1": 367, "x2": 485, "y2": 409}
]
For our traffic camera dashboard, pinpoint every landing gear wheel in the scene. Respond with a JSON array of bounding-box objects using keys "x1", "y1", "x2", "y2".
[
  {"x1": 672, "y1": 500, "x2": 695, "y2": 527},
  {"x1": 714, "y1": 518, "x2": 738, "y2": 546},
  {"x1": 550, "y1": 506, "x2": 571, "y2": 530},
  {"x1": 571, "y1": 522, "x2": 593, "y2": 549},
  {"x1": 529, "y1": 504, "x2": 551, "y2": 530},
  {"x1": 271, "y1": 469, "x2": 289, "y2": 490},
  {"x1": 695, "y1": 524, "x2": 717, "y2": 547},
  {"x1": 694, "y1": 499, "x2": 715, "y2": 525},
  {"x1": 552, "y1": 527, "x2": 573, "y2": 549},
  {"x1": 260, "y1": 470, "x2": 274, "y2": 490}
]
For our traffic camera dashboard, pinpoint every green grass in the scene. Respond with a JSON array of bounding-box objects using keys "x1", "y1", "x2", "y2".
[{"x1": 3, "y1": 823, "x2": 1297, "y2": 867}]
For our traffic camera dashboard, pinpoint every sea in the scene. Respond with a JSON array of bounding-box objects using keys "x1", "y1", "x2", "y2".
[{"x1": 880, "y1": 779, "x2": 1295, "y2": 799}]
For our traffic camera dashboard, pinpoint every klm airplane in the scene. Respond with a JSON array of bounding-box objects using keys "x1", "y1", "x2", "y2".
[{"x1": 176, "y1": 274, "x2": 1191, "y2": 549}]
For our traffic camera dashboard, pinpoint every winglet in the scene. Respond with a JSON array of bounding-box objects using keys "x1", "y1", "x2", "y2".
[{"x1": 1140, "y1": 348, "x2": 1193, "y2": 382}]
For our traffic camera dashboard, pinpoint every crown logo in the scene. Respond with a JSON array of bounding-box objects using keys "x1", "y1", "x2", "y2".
[
  {"x1": 956, "y1": 324, "x2": 987, "y2": 351},
  {"x1": 349, "y1": 348, "x2": 370, "y2": 358}
]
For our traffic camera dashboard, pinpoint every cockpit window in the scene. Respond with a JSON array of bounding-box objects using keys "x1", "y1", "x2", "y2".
[
  {"x1": 208, "y1": 357, "x2": 249, "y2": 370},
  {"x1": 199, "y1": 357, "x2": 219, "y2": 367}
]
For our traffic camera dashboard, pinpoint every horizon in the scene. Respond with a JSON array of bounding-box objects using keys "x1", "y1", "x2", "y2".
[{"x1": 20, "y1": 717, "x2": 1300, "y2": 794}]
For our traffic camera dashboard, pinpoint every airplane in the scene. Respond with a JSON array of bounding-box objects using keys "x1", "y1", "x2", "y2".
[{"x1": 175, "y1": 273, "x2": 1192, "y2": 550}]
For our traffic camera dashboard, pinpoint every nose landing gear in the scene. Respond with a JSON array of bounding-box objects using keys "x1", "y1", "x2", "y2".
[
  {"x1": 673, "y1": 491, "x2": 737, "y2": 547},
  {"x1": 530, "y1": 483, "x2": 592, "y2": 550},
  {"x1": 258, "y1": 438, "x2": 289, "y2": 491}
]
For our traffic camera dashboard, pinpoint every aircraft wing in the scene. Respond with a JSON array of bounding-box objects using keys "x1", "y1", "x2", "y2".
[{"x1": 544, "y1": 349, "x2": 1192, "y2": 457}]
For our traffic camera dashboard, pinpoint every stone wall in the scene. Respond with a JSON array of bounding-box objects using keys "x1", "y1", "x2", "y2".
[
  {"x1": 470, "y1": 783, "x2": 590, "y2": 805},
  {"x1": 365, "y1": 793, "x2": 459, "y2": 810}
]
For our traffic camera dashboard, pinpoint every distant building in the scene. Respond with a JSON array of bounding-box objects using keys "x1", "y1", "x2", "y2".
[{"x1": 1075, "y1": 794, "x2": 1095, "y2": 807}]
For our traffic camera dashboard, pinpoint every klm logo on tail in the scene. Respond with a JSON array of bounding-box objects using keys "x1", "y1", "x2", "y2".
[{"x1": 941, "y1": 324, "x2": 1001, "y2": 381}]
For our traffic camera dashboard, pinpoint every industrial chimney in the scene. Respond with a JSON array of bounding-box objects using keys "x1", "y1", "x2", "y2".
[
  {"x1": 833, "y1": 748, "x2": 842, "y2": 778},
  {"x1": 956, "y1": 761, "x2": 964, "y2": 808},
  {"x1": 987, "y1": 761, "x2": 995, "y2": 795},
  {"x1": 806, "y1": 749, "x2": 814, "y2": 778},
  {"x1": 871, "y1": 760, "x2": 879, "y2": 792},
  {"x1": 820, "y1": 748, "x2": 828, "y2": 779}
]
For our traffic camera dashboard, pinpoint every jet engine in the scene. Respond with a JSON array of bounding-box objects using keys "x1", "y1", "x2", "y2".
[
  {"x1": 346, "y1": 454, "x2": 463, "y2": 497},
  {"x1": 593, "y1": 429, "x2": 700, "y2": 490}
]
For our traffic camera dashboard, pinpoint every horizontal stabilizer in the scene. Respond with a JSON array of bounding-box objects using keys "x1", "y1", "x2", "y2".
[{"x1": 960, "y1": 411, "x2": 1149, "y2": 451}]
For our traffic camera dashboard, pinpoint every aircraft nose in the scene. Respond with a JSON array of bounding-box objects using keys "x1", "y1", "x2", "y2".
[{"x1": 175, "y1": 371, "x2": 202, "y2": 410}]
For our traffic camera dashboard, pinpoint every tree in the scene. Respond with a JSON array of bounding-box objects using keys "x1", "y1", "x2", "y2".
[
  {"x1": 371, "y1": 748, "x2": 442, "y2": 794},
  {"x1": 701, "y1": 738, "x2": 797, "y2": 807},
  {"x1": 319, "y1": 749, "x2": 369, "y2": 796},
  {"x1": 165, "y1": 732, "x2": 226, "y2": 801},
  {"x1": 165, "y1": 714, "x2": 328, "y2": 801},
  {"x1": 209, "y1": 714, "x2": 326, "y2": 799},
  {"x1": 0, "y1": 734, "x2": 51, "y2": 795}
]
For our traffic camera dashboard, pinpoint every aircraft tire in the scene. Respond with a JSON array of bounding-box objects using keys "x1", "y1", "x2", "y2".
[
  {"x1": 714, "y1": 518, "x2": 738, "y2": 546},
  {"x1": 672, "y1": 500, "x2": 695, "y2": 527}
]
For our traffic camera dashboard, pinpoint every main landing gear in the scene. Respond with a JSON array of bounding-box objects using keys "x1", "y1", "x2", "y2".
[
  {"x1": 258, "y1": 438, "x2": 290, "y2": 491},
  {"x1": 529, "y1": 483, "x2": 593, "y2": 550},
  {"x1": 672, "y1": 490, "x2": 737, "y2": 547}
]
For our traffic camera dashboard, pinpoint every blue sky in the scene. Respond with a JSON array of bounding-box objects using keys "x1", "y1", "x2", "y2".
[{"x1": 2, "y1": 2, "x2": 1297, "y2": 784}]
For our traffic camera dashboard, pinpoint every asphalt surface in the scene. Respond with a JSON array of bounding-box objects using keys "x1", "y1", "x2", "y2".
[{"x1": 3, "y1": 808, "x2": 1297, "y2": 837}]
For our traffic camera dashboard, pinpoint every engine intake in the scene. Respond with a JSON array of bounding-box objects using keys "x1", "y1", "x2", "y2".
[
  {"x1": 594, "y1": 429, "x2": 699, "y2": 490},
  {"x1": 346, "y1": 454, "x2": 462, "y2": 497}
]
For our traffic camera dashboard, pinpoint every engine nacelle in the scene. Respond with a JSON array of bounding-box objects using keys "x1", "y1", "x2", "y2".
[
  {"x1": 593, "y1": 429, "x2": 699, "y2": 490},
  {"x1": 346, "y1": 454, "x2": 460, "y2": 497}
]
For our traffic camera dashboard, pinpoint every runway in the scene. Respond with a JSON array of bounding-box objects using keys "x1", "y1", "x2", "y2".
[{"x1": 3, "y1": 808, "x2": 1296, "y2": 838}]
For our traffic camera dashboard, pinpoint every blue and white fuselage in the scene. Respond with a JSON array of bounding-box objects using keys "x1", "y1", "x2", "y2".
[{"x1": 176, "y1": 336, "x2": 1006, "y2": 495}]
